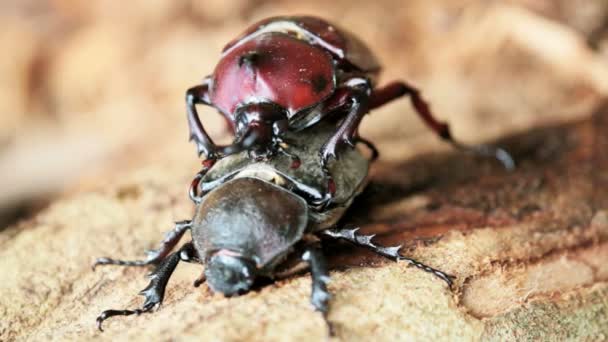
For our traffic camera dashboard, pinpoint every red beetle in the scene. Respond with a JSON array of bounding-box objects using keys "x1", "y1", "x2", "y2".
[{"x1": 187, "y1": 16, "x2": 513, "y2": 172}]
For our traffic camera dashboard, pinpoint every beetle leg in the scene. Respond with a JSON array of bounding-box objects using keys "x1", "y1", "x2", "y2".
[
  {"x1": 96, "y1": 242, "x2": 198, "y2": 331},
  {"x1": 302, "y1": 243, "x2": 334, "y2": 336},
  {"x1": 93, "y1": 220, "x2": 191, "y2": 269},
  {"x1": 189, "y1": 159, "x2": 216, "y2": 204},
  {"x1": 319, "y1": 79, "x2": 371, "y2": 167},
  {"x1": 370, "y1": 81, "x2": 515, "y2": 170},
  {"x1": 322, "y1": 227, "x2": 455, "y2": 288},
  {"x1": 186, "y1": 79, "x2": 220, "y2": 159},
  {"x1": 354, "y1": 136, "x2": 379, "y2": 161},
  {"x1": 193, "y1": 272, "x2": 206, "y2": 288}
]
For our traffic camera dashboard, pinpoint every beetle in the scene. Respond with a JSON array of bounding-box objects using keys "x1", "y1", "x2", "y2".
[
  {"x1": 186, "y1": 15, "x2": 514, "y2": 184},
  {"x1": 93, "y1": 123, "x2": 455, "y2": 332}
]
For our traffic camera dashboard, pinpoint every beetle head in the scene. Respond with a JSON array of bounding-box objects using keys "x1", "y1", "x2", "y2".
[
  {"x1": 205, "y1": 251, "x2": 256, "y2": 296},
  {"x1": 219, "y1": 103, "x2": 288, "y2": 156}
]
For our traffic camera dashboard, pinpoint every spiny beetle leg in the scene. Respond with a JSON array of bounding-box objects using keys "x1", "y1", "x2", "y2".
[
  {"x1": 302, "y1": 243, "x2": 334, "y2": 337},
  {"x1": 96, "y1": 243, "x2": 198, "y2": 331},
  {"x1": 319, "y1": 77, "x2": 371, "y2": 169},
  {"x1": 322, "y1": 227, "x2": 455, "y2": 288},
  {"x1": 186, "y1": 82, "x2": 219, "y2": 159},
  {"x1": 92, "y1": 220, "x2": 192, "y2": 270},
  {"x1": 369, "y1": 81, "x2": 515, "y2": 170}
]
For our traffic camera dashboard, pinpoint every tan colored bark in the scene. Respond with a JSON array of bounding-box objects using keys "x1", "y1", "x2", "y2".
[
  {"x1": 3, "y1": 1, "x2": 608, "y2": 341},
  {"x1": 2, "y1": 107, "x2": 608, "y2": 341}
]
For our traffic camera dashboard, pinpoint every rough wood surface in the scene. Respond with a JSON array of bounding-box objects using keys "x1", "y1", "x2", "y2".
[
  {"x1": 2, "y1": 106, "x2": 608, "y2": 341},
  {"x1": 3, "y1": 1, "x2": 608, "y2": 341}
]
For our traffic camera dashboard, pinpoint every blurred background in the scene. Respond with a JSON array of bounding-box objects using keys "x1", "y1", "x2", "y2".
[{"x1": 2, "y1": 0, "x2": 608, "y2": 228}]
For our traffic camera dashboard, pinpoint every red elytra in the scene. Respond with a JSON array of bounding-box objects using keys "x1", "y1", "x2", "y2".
[
  {"x1": 221, "y1": 16, "x2": 380, "y2": 73},
  {"x1": 211, "y1": 32, "x2": 336, "y2": 117}
]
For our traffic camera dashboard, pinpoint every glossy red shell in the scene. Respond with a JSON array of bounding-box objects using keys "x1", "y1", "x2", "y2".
[
  {"x1": 210, "y1": 33, "x2": 336, "y2": 116},
  {"x1": 223, "y1": 16, "x2": 380, "y2": 73}
]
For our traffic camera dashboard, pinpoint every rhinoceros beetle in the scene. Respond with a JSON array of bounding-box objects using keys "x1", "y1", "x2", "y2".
[
  {"x1": 186, "y1": 15, "x2": 514, "y2": 185},
  {"x1": 93, "y1": 123, "x2": 455, "y2": 332}
]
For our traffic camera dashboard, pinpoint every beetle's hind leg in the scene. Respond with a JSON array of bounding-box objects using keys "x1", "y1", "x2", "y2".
[
  {"x1": 302, "y1": 243, "x2": 334, "y2": 336},
  {"x1": 322, "y1": 227, "x2": 454, "y2": 288},
  {"x1": 370, "y1": 81, "x2": 515, "y2": 170},
  {"x1": 93, "y1": 220, "x2": 192, "y2": 269},
  {"x1": 96, "y1": 242, "x2": 199, "y2": 331}
]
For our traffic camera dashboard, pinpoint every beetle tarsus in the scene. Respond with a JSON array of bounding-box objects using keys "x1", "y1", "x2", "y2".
[
  {"x1": 322, "y1": 227, "x2": 454, "y2": 288},
  {"x1": 93, "y1": 221, "x2": 192, "y2": 270},
  {"x1": 96, "y1": 243, "x2": 197, "y2": 331},
  {"x1": 319, "y1": 146, "x2": 337, "y2": 170},
  {"x1": 370, "y1": 80, "x2": 515, "y2": 170},
  {"x1": 450, "y1": 141, "x2": 515, "y2": 171},
  {"x1": 302, "y1": 243, "x2": 334, "y2": 336},
  {"x1": 96, "y1": 303, "x2": 157, "y2": 332}
]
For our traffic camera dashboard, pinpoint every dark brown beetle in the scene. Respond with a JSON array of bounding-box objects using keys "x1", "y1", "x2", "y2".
[
  {"x1": 186, "y1": 15, "x2": 514, "y2": 185},
  {"x1": 93, "y1": 124, "x2": 454, "y2": 332}
]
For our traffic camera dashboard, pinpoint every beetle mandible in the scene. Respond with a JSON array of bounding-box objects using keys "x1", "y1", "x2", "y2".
[{"x1": 186, "y1": 16, "x2": 514, "y2": 185}]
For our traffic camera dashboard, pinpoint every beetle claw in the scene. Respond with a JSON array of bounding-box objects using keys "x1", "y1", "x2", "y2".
[
  {"x1": 95, "y1": 244, "x2": 196, "y2": 331},
  {"x1": 319, "y1": 149, "x2": 337, "y2": 167},
  {"x1": 449, "y1": 141, "x2": 515, "y2": 171},
  {"x1": 343, "y1": 136, "x2": 356, "y2": 149}
]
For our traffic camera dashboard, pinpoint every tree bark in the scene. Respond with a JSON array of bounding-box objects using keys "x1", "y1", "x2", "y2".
[
  {"x1": 2, "y1": 104, "x2": 608, "y2": 341},
  {"x1": 3, "y1": 1, "x2": 608, "y2": 340}
]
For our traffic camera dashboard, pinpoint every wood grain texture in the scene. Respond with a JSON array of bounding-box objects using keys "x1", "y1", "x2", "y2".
[{"x1": 2, "y1": 106, "x2": 608, "y2": 341}]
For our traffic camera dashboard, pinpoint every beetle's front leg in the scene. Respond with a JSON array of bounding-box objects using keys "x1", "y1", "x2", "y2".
[
  {"x1": 301, "y1": 242, "x2": 334, "y2": 336},
  {"x1": 96, "y1": 242, "x2": 200, "y2": 331},
  {"x1": 186, "y1": 79, "x2": 221, "y2": 159},
  {"x1": 319, "y1": 78, "x2": 372, "y2": 167},
  {"x1": 93, "y1": 220, "x2": 192, "y2": 269}
]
